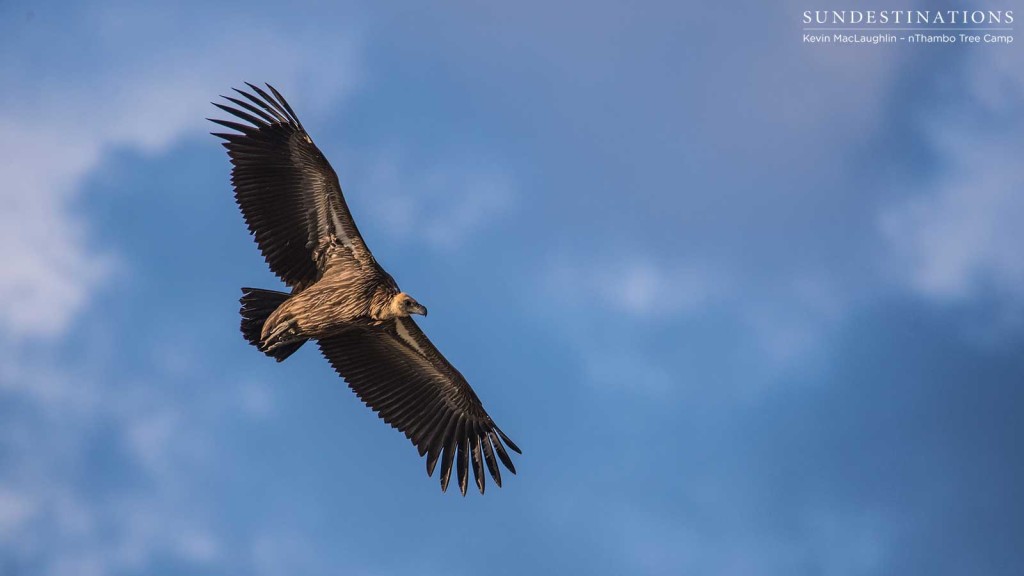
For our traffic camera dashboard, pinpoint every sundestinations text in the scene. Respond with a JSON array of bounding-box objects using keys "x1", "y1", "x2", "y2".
[{"x1": 803, "y1": 10, "x2": 1013, "y2": 25}]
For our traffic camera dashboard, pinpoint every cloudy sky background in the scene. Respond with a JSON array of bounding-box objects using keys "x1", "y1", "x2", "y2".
[{"x1": 2, "y1": 0, "x2": 1022, "y2": 574}]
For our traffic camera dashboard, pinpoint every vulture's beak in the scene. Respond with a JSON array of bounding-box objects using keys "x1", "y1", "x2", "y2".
[{"x1": 411, "y1": 303, "x2": 428, "y2": 317}]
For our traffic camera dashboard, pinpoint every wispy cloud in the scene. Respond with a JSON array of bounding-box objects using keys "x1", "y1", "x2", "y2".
[
  {"x1": 360, "y1": 153, "x2": 516, "y2": 251},
  {"x1": 0, "y1": 124, "x2": 113, "y2": 339},
  {"x1": 540, "y1": 254, "x2": 727, "y2": 398},
  {"x1": 545, "y1": 255, "x2": 723, "y2": 321},
  {"x1": 0, "y1": 486, "x2": 36, "y2": 539},
  {"x1": 542, "y1": 253, "x2": 846, "y2": 397},
  {"x1": 0, "y1": 334, "x2": 295, "y2": 575},
  {"x1": 0, "y1": 9, "x2": 360, "y2": 341},
  {"x1": 882, "y1": 133, "x2": 1024, "y2": 300},
  {"x1": 881, "y1": 47, "x2": 1024, "y2": 305}
]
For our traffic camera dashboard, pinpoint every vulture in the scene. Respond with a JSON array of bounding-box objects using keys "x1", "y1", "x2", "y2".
[{"x1": 210, "y1": 83, "x2": 519, "y2": 495}]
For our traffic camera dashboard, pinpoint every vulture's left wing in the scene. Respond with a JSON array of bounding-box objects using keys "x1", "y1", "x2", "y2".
[
  {"x1": 318, "y1": 317, "x2": 520, "y2": 495},
  {"x1": 210, "y1": 83, "x2": 374, "y2": 289}
]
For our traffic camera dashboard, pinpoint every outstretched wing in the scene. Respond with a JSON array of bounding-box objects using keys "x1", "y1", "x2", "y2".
[
  {"x1": 210, "y1": 83, "x2": 373, "y2": 289},
  {"x1": 318, "y1": 317, "x2": 521, "y2": 495}
]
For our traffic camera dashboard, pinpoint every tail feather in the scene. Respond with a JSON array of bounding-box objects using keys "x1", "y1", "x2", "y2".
[{"x1": 240, "y1": 287, "x2": 306, "y2": 362}]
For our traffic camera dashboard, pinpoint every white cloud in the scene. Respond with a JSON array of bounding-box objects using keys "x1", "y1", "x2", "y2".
[
  {"x1": 540, "y1": 255, "x2": 725, "y2": 398},
  {"x1": 0, "y1": 124, "x2": 113, "y2": 338},
  {"x1": 882, "y1": 134, "x2": 1024, "y2": 300},
  {"x1": 0, "y1": 342, "x2": 299, "y2": 575},
  {"x1": 600, "y1": 261, "x2": 719, "y2": 318},
  {"x1": 546, "y1": 256, "x2": 723, "y2": 321},
  {"x1": 542, "y1": 253, "x2": 851, "y2": 398},
  {"x1": 881, "y1": 47, "x2": 1024, "y2": 303},
  {"x1": 360, "y1": 153, "x2": 516, "y2": 251},
  {"x1": 0, "y1": 487, "x2": 37, "y2": 538},
  {"x1": 0, "y1": 11, "x2": 360, "y2": 341}
]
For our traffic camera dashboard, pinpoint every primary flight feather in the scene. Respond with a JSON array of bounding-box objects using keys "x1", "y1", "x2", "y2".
[{"x1": 210, "y1": 83, "x2": 520, "y2": 495}]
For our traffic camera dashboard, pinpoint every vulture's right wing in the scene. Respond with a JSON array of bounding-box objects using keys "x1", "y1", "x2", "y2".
[
  {"x1": 210, "y1": 83, "x2": 374, "y2": 289},
  {"x1": 318, "y1": 317, "x2": 520, "y2": 495}
]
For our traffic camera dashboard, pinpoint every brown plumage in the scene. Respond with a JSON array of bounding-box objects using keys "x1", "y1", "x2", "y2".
[{"x1": 211, "y1": 83, "x2": 520, "y2": 495}]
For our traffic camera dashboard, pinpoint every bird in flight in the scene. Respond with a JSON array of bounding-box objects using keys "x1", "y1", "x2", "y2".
[{"x1": 210, "y1": 83, "x2": 520, "y2": 495}]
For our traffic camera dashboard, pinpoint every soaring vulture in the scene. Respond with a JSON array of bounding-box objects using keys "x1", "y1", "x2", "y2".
[{"x1": 210, "y1": 83, "x2": 519, "y2": 495}]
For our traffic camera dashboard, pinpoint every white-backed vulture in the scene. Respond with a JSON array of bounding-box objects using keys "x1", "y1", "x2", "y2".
[{"x1": 210, "y1": 83, "x2": 519, "y2": 495}]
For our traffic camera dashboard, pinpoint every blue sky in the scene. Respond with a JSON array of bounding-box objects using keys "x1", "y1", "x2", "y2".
[{"x1": 2, "y1": 1, "x2": 1022, "y2": 574}]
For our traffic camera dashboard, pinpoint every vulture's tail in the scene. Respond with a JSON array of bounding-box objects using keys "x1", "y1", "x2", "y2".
[{"x1": 240, "y1": 287, "x2": 306, "y2": 362}]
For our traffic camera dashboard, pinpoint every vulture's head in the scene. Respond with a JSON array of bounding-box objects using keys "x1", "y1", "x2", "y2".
[{"x1": 391, "y1": 292, "x2": 428, "y2": 317}]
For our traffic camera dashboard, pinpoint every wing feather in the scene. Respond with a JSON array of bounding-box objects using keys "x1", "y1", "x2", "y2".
[
  {"x1": 470, "y1": 432, "x2": 485, "y2": 494},
  {"x1": 439, "y1": 418, "x2": 459, "y2": 493},
  {"x1": 480, "y1": 430, "x2": 502, "y2": 487},
  {"x1": 456, "y1": 430, "x2": 470, "y2": 496},
  {"x1": 318, "y1": 318, "x2": 519, "y2": 494}
]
